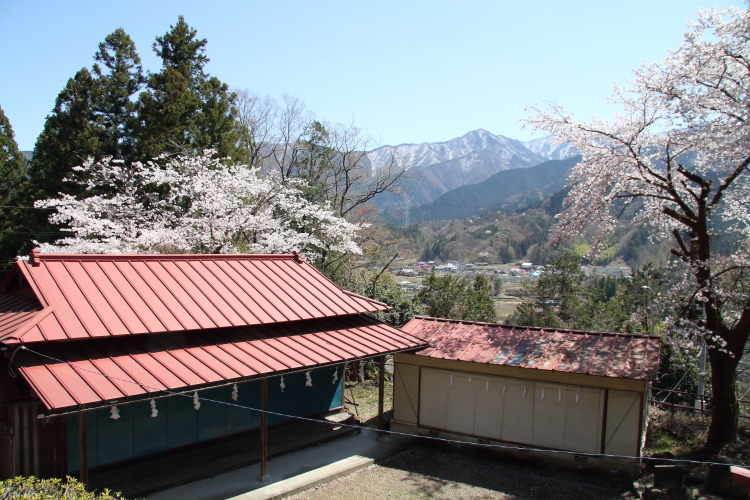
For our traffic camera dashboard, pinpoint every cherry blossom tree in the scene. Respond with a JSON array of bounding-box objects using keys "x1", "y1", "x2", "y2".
[
  {"x1": 526, "y1": 6, "x2": 750, "y2": 447},
  {"x1": 33, "y1": 151, "x2": 363, "y2": 261}
]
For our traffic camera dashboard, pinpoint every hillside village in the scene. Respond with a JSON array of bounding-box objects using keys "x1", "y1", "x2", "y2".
[{"x1": 3, "y1": 3, "x2": 750, "y2": 500}]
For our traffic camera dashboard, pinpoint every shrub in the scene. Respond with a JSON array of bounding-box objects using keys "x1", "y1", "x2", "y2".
[
  {"x1": 646, "y1": 406, "x2": 709, "y2": 451},
  {"x1": 0, "y1": 476, "x2": 123, "y2": 499}
]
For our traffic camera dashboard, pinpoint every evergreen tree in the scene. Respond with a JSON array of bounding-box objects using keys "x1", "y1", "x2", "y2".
[
  {"x1": 509, "y1": 253, "x2": 586, "y2": 328},
  {"x1": 92, "y1": 28, "x2": 144, "y2": 160},
  {"x1": 365, "y1": 274, "x2": 423, "y2": 328},
  {"x1": 137, "y1": 16, "x2": 243, "y2": 160},
  {"x1": 467, "y1": 275, "x2": 497, "y2": 322},
  {"x1": 0, "y1": 105, "x2": 28, "y2": 203},
  {"x1": 416, "y1": 273, "x2": 498, "y2": 323},
  {"x1": 0, "y1": 69, "x2": 101, "y2": 261}
]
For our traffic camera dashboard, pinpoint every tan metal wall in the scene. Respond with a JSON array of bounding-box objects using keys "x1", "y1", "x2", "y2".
[
  {"x1": 603, "y1": 390, "x2": 642, "y2": 457},
  {"x1": 393, "y1": 363, "x2": 419, "y2": 424},
  {"x1": 393, "y1": 353, "x2": 646, "y2": 457}
]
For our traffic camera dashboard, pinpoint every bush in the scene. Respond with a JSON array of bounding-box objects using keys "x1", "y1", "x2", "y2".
[
  {"x1": 0, "y1": 476, "x2": 123, "y2": 499},
  {"x1": 646, "y1": 406, "x2": 709, "y2": 452}
]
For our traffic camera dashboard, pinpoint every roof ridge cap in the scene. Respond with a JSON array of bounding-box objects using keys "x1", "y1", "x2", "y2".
[
  {"x1": 412, "y1": 317, "x2": 660, "y2": 339},
  {"x1": 32, "y1": 253, "x2": 297, "y2": 262}
]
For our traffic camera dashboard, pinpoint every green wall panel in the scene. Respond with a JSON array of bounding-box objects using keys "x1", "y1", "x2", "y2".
[
  {"x1": 66, "y1": 411, "x2": 99, "y2": 472},
  {"x1": 66, "y1": 366, "x2": 346, "y2": 473},
  {"x1": 227, "y1": 380, "x2": 259, "y2": 433},
  {"x1": 197, "y1": 387, "x2": 227, "y2": 441},
  {"x1": 167, "y1": 393, "x2": 198, "y2": 449},
  {"x1": 97, "y1": 404, "x2": 134, "y2": 466},
  {"x1": 133, "y1": 399, "x2": 168, "y2": 457}
]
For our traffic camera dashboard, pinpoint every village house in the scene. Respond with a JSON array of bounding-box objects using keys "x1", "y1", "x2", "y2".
[
  {"x1": 392, "y1": 316, "x2": 661, "y2": 476},
  {"x1": 0, "y1": 251, "x2": 426, "y2": 496}
]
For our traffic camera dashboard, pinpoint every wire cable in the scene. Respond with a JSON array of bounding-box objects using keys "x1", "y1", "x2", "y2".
[{"x1": 15, "y1": 345, "x2": 746, "y2": 469}]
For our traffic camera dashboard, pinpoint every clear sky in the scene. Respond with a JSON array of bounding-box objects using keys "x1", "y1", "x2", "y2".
[{"x1": 0, "y1": 0, "x2": 745, "y2": 151}]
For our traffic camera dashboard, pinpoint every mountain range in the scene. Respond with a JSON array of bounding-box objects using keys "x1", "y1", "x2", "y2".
[
  {"x1": 408, "y1": 155, "x2": 581, "y2": 222},
  {"x1": 368, "y1": 129, "x2": 575, "y2": 222}
]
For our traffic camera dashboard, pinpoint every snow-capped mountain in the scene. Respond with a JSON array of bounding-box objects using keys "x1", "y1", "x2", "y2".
[
  {"x1": 369, "y1": 129, "x2": 575, "y2": 209},
  {"x1": 522, "y1": 136, "x2": 574, "y2": 161}
]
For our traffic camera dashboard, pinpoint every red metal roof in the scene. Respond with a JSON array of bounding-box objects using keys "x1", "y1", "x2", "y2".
[
  {"x1": 15, "y1": 314, "x2": 427, "y2": 412},
  {"x1": 0, "y1": 253, "x2": 389, "y2": 343},
  {"x1": 402, "y1": 316, "x2": 661, "y2": 381},
  {"x1": 0, "y1": 289, "x2": 42, "y2": 339}
]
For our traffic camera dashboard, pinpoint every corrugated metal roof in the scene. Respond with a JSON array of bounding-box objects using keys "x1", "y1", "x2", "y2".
[
  {"x1": 0, "y1": 253, "x2": 389, "y2": 343},
  {"x1": 402, "y1": 316, "x2": 661, "y2": 381},
  {"x1": 15, "y1": 314, "x2": 427, "y2": 412},
  {"x1": 0, "y1": 290, "x2": 42, "y2": 340}
]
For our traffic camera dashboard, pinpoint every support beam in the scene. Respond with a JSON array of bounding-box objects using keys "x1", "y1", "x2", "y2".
[
  {"x1": 377, "y1": 356, "x2": 385, "y2": 434},
  {"x1": 78, "y1": 411, "x2": 88, "y2": 488},
  {"x1": 257, "y1": 378, "x2": 269, "y2": 483}
]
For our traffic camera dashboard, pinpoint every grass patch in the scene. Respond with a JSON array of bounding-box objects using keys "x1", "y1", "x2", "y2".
[
  {"x1": 644, "y1": 406, "x2": 709, "y2": 456},
  {"x1": 343, "y1": 375, "x2": 393, "y2": 426}
]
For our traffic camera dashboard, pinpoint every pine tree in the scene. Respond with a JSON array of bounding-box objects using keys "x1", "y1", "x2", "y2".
[
  {"x1": 0, "y1": 105, "x2": 28, "y2": 203},
  {"x1": 92, "y1": 28, "x2": 144, "y2": 160},
  {"x1": 0, "y1": 68, "x2": 101, "y2": 260},
  {"x1": 137, "y1": 16, "x2": 243, "y2": 160}
]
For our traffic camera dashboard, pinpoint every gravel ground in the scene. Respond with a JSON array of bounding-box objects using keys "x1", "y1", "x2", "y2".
[{"x1": 287, "y1": 445, "x2": 632, "y2": 500}]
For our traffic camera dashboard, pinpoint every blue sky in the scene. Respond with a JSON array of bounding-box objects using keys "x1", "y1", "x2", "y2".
[{"x1": 1, "y1": 0, "x2": 745, "y2": 151}]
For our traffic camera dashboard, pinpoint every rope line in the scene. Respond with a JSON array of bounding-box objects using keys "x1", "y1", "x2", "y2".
[{"x1": 15, "y1": 346, "x2": 746, "y2": 469}]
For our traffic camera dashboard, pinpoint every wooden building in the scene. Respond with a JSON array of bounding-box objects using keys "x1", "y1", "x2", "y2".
[
  {"x1": 0, "y1": 252, "x2": 426, "y2": 487},
  {"x1": 392, "y1": 317, "x2": 661, "y2": 476}
]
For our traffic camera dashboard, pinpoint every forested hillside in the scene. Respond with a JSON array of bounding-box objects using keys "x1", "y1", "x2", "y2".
[
  {"x1": 389, "y1": 187, "x2": 670, "y2": 268},
  {"x1": 407, "y1": 155, "x2": 580, "y2": 222}
]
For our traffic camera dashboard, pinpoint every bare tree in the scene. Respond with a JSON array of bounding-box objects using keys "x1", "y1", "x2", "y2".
[
  {"x1": 233, "y1": 89, "x2": 278, "y2": 167},
  {"x1": 232, "y1": 89, "x2": 411, "y2": 275}
]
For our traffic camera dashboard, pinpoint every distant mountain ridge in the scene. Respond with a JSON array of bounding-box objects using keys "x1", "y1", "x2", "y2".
[
  {"x1": 408, "y1": 155, "x2": 581, "y2": 222},
  {"x1": 369, "y1": 130, "x2": 575, "y2": 211}
]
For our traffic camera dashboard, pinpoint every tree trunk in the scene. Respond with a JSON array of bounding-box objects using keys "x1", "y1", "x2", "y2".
[{"x1": 706, "y1": 347, "x2": 741, "y2": 448}]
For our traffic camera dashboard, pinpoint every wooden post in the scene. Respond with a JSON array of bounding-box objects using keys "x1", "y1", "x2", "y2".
[
  {"x1": 78, "y1": 411, "x2": 88, "y2": 488},
  {"x1": 257, "y1": 378, "x2": 269, "y2": 482},
  {"x1": 670, "y1": 391, "x2": 675, "y2": 416},
  {"x1": 600, "y1": 389, "x2": 609, "y2": 454},
  {"x1": 377, "y1": 356, "x2": 385, "y2": 434}
]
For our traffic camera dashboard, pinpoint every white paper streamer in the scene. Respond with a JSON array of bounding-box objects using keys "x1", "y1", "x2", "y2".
[
  {"x1": 502, "y1": 383, "x2": 506, "y2": 395},
  {"x1": 541, "y1": 388, "x2": 545, "y2": 400},
  {"x1": 467, "y1": 377, "x2": 472, "y2": 387},
  {"x1": 150, "y1": 399, "x2": 158, "y2": 418},
  {"x1": 558, "y1": 389, "x2": 562, "y2": 402},
  {"x1": 575, "y1": 390, "x2": 580, "y2": 403},
  {"x1": 280, "y1": 375, "x2": 285, "y2": 392},
  {"x1": 305, "y1": 371, "x2": 313, "y2": 387},
  {"x1": 193, "y1": 391, "x2": 201, "y2": 410},
  {"x1": 332, "y1": 368, "x2": 339, "y2": 385},
  {"x1": 485, "y1": 380, "x2": 489, "y2": 392},
  {"x1": 231, "y1": 384, "x2": 238, "y2": 401},
  {"x1": 522, "y1": 385, "x2": 527, "y2": 398},
  {"x1": 449, "y1": 374, "x2": 454, "y2": 386},
  {"x1": 110, "y1": 406, "x2": 120, "y2": 420}
]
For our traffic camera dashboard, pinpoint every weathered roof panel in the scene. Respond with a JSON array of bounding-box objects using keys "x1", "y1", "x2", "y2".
[{"x1": 402, "y1": 316, "x2": 661, "y2": 381}]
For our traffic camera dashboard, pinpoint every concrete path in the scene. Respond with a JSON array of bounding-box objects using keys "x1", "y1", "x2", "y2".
[{"x1": 147, "y1": 430, "x2": 404, "y2": 500}]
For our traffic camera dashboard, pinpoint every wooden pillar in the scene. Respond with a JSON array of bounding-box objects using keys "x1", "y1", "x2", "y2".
[
  {"x1": 600, "y1": 389, "x2": 609, "y2": 454},
  {"x1": 377, "y1": 356, "x2": 385, "y2": 433},
  {"x1": 257, "y1": 378, "x2": 269, "y2": 482},
  {"x1": 78, "y1": 411, "x2": 88, "y2": 488}
]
